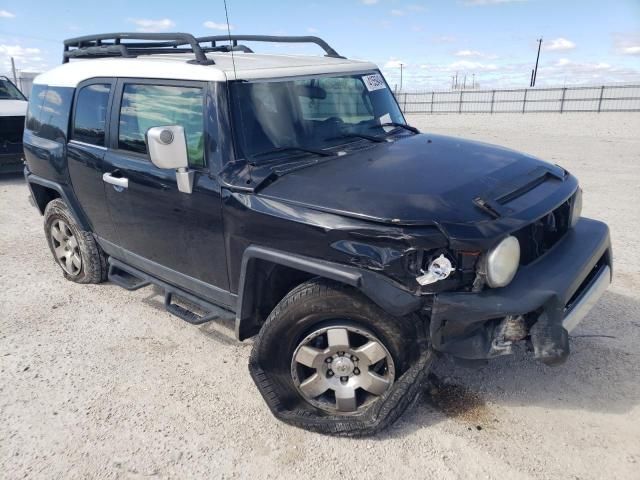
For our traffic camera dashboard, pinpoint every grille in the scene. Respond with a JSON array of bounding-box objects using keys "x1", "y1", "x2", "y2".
[
  {"x1": 513, "y1": 199, "x2": 571, "y2": 265},
  {"x1": 0, "y1": 116, "x2": 25, "y2": 144}
]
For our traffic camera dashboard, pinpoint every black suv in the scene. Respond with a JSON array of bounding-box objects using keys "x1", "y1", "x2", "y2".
[{"x1": 23, "y1": 33, "x2": 612, "y2": 436}]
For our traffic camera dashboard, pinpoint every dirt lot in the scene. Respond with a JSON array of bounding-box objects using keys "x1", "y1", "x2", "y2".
[{"x1": 1, "y1": 113, "x2": 639, "y2": 479}]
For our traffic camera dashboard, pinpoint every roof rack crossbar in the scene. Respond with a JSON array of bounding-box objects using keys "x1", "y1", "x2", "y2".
[
  {"x1": 62, "y1": 33, "x2": 345, "y2": 64},
  {"x1": 63, "y1": 32, "x2": 215, "y2": 65},
  {"x1": 195, "y1": 35, "x2": 344, "y2": 58}
]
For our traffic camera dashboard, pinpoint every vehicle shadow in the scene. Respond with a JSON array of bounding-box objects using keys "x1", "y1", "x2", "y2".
[
  {"x1": 381, "y1": 289, "x2": 640, "y2": 438},
  {"x1": 0, "y1": 172, "x2": 25, "y2": 185},
  {"x1": 139, "y1": 285, "x2": 239, "y2": 346}
]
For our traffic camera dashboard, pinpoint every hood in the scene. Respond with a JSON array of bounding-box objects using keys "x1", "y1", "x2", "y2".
[
  {"x1": 0, "y1": 99, "x2": 28, "y2": 117},
  {"x1": 256, "y1": 133, "x2": 569, "y2": 227}
]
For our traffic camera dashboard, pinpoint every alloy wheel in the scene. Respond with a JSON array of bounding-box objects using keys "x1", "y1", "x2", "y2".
[
  {"x1": 50, "y1": 219, "x2": 82, "y2": 276},
  {"x1": 290, "y1": 325, "x2": 395, "y2": 414}
]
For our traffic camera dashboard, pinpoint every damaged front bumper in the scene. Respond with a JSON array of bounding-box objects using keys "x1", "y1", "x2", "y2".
[{"x1": 429, "y1": 217, "x2": 612, "y2": 365}]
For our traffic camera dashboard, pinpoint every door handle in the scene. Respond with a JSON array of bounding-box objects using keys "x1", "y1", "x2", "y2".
[{"x1": 102, "y1": 172, "x2": 129, "y2": 189}]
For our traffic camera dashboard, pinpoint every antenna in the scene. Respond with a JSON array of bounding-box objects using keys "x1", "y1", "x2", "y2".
[{"x1": 223, "y1": 0, "x2": 238, "y2": 80}]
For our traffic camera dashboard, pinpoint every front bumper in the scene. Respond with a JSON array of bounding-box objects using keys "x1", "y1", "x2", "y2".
[
  {"x1": 429, "y1": 217, "x2": 612, "y2": 365},
  {"x1": 0, "y1": 151, "x2": 25, "y2": 174}
]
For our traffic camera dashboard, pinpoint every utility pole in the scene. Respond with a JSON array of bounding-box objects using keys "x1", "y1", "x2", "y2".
[
  {"x1": 463, "y1": 74, "x2": 467, "y2": 90},
  {"x1": 399, "y1": 63, "x2": 404, "y2": 91},
  {"x1": 530, "y1": 37, "x2": 543, "y2": 87},
  {"x1": 11, "y1": 57, "x2": 17, "y2": 84},
  {"x1": 472, "y1": 73, "x2": 475, "y2": 89}
]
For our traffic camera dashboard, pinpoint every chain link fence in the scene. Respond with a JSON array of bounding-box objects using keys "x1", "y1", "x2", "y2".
[{"x1": 396, "y1": 84, "x2": 640, "y2": 114}]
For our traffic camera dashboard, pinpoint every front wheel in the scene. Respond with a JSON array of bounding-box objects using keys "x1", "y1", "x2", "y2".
[{"x1": 249, "y1": 278, "x2": 432, "y2": 436}]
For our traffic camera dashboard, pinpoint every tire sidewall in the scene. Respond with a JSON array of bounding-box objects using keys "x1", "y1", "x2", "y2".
[
  {"x1": 44, "y1": 200, "x2": 96, "y2": 283},
  {"x1": 253, "y1": 280, "x2": 419, "y2": 414}
]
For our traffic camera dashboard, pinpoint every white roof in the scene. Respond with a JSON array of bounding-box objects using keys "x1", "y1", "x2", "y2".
[{"x1": 34, "y1": 53, "x2": 378, "y2": 88}]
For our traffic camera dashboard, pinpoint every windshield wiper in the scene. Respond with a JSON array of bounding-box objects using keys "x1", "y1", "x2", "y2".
[
  {"x1": 249, "y1": 146, "x2": 335, "y2": 165},
  {"x1": 325, "y1": 132, "x2": 387, "y2": 144},
  {"x1": 371, "y1": 122, "x2": 420, "y2": 134}
]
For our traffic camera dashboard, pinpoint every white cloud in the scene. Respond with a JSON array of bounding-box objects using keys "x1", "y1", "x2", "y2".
[
  {"x1": 127, "y1": 18, "x2": 175, "y2": 33},
  {"x1": 622, "y1": 45, "x2": 640, "y2": 55},
  {"x1": 384, "y1": 59, "x2": 407, "y2": 69},
  {"x1": 0, "y1": 10, "x2": 16, "y2": 18},
  {"x1": 0, "y1": 44, "x2": 47, "y2": 74},
  {"x1": 0, "y1": 44, "x2": 41, "y2": 58},
  {"x1": 361, "y1": 0, "x2": 379, "y2": 4},
  {"x1": 391, "y1": 9, "x2": 405, "y2": 16},
  {"x1": 455, "y1": 50, "x2": 482, "y2": 57},
  {"x1": 613, "y1": 33, "x2": 640, "y2": 56},
  {"x1": 463, "y1": 0, "x2": 527, "y2": 5},
  {"x1": 544, "y1": 37, "x2": 576, "y2": 51},
  {"x1": 454, "y1": 49, "x2": 498, "y2": 59},
  {"x1": 553, "y1": 58, "x2": 610, "y2": 70},
  {"x1": 203, "y1": 21, "x2": 234, "y2": 31},
  {"x1": 307, "y1": 27, "x2": 319, "y2": 33},
  {"x1": 448, "y1": 60, "x2": 498, "y2": 71},
  {"x1": 407, "y1": 4, "x2": 427, "y2": 12}
]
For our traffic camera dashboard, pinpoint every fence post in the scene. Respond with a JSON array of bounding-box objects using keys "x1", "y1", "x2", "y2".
[
  {"x1": 490, "y1": 90, "x2": 495, "y2": 114},
  {"x1": 403, "y1": 92, "x2": 407, "y2": 113},
  {"x1": 430, "y1": 91, "x2": 434, "y2": 114},
  {"x1": 459, "y1": 90, "x2": 463, "y2": 114},
  {"x1": 559, "y1": 87, "x2": 567, "y2": 113},
  {"x1": 597, "y1": 85, "x2": 605, "y2": 113},
  {"x1": 522, "y1": 88, "x2": 528, "y2": 114}
]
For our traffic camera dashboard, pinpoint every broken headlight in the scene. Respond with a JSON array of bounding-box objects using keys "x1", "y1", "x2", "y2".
[
  {"x1": 570, "y1": 188, "x2": 582, "y2": 228},
  {"x1": 482, "y1": 236, "x2": 520, "y2": 288}
]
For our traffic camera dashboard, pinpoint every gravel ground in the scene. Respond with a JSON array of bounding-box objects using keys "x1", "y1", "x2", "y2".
[{"x1": 1, "y1": 113, "x2": 639, "y2": 479}]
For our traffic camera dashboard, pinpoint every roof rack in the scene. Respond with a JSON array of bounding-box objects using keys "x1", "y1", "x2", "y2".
[
  {"x1": 195, "y1": 35, "x2": 344, "y2": 59},
  {"x1": 63, "y1": 32, "x2": 215, "y2": 65},
  {"x1": 62, "y1": 32, "x2": 345, "y2": 64}
]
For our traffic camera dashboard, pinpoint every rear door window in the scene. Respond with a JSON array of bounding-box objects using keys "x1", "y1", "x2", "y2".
[
  {"x1": 72, "y1": 83, "x2": 111, "y2": 147},
  {"x1": 25, "y1": 84, "x2": 47, "y2": 132},
  {"x1": 26, "y1": 85, "x2": 73, "y2": 143},
  {"x1": 118, "y1": 84, "x2": 205, "y2": 168}
]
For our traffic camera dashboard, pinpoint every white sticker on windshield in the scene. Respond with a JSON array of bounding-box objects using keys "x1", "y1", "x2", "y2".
[
  {"x1": 379, "y1": 113, "x2": 393, "y2": 132},
  {"x1": 362, "y1": 73, "x2": 387, "y2": 92}
]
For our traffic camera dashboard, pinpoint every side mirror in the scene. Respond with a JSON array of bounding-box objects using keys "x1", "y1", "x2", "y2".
[{"x1": 146, "y1": 125, "x2": 194, "y2": 194}]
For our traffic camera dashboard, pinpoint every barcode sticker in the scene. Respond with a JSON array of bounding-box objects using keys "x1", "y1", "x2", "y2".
[{"x1": 362, "y1": 73, "x2": 387, "y2": 92}]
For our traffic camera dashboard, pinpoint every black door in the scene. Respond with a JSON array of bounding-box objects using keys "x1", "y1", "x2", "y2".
[
  {"x1": 67, "y1": 79, "x2": 119, "y2": 242},
  {"x1": 101, "y1": 79, "x2": 230, "y2": 301}
]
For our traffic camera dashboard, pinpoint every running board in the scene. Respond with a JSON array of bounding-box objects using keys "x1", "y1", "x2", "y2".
[{"x1": 108, "y1": 258, "x2": 234, "y2": 325}]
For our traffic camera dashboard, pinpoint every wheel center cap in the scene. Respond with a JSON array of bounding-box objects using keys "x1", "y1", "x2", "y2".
[{"x1": 332, "y1": 357, "x2": 354, "y2": 376}]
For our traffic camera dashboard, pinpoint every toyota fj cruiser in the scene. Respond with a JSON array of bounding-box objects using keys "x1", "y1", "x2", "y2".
[
  {"x1": 24, "y1": 33, "x2": 612, "y2": 436},
  {"x1": 0, "y1": 75, "x2": 28, "y2": 173}
]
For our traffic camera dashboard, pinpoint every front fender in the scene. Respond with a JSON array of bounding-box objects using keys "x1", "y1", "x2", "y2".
[{"x1": 235, "y1": 245, "x2": 423, "y2": 340}]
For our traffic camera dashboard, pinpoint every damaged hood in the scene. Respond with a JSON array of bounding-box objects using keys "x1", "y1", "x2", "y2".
[{"x1": 256, "y1": 133, "x2": 569, "y2": 226}]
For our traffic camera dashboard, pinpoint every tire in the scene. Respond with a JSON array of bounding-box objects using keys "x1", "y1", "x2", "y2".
[
  {"x1": 249, "y1": 278, "x2": 432, "y2": 436},
  {"x1": 44, "y1": 199, "x2": 107, "y2": 284}
]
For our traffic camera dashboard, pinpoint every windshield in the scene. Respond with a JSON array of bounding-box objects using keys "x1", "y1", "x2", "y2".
[
  {"x1": 0, "y1": 79, "x2": 26, "y2": 101},
  {"x1": 230, "y1": 72, "x2": 405, "y2": 160}
]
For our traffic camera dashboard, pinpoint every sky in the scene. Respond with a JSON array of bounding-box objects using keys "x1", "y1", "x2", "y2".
[{"x1": 1, "y1": 0, "x2": 639, "y2": 90}]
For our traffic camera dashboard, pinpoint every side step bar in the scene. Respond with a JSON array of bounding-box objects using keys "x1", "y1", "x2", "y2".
[{"x1": 108, "y1": 258, "x2": 234, "y2": 325}]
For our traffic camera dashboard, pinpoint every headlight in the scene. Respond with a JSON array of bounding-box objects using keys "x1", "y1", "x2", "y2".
[
  {"x1": 570, "y1": 188, "x2": 582, "y2": 228},
  {"x1": 483, "y1": 236, "x2": 520, "y2": 288}
]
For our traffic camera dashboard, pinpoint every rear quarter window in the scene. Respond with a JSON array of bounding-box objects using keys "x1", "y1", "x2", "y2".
[{"x1": 25, "y1": 85, "x2": 74, "y2": 143}]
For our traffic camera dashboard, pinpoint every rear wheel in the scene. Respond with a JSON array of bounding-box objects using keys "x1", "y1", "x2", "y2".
[
  {"x1": 44, "y1": 199, "x2": 107, "y2": 284},
  {"x1": 249, "y1": 278, "x2": 432, "y2": 436}
]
